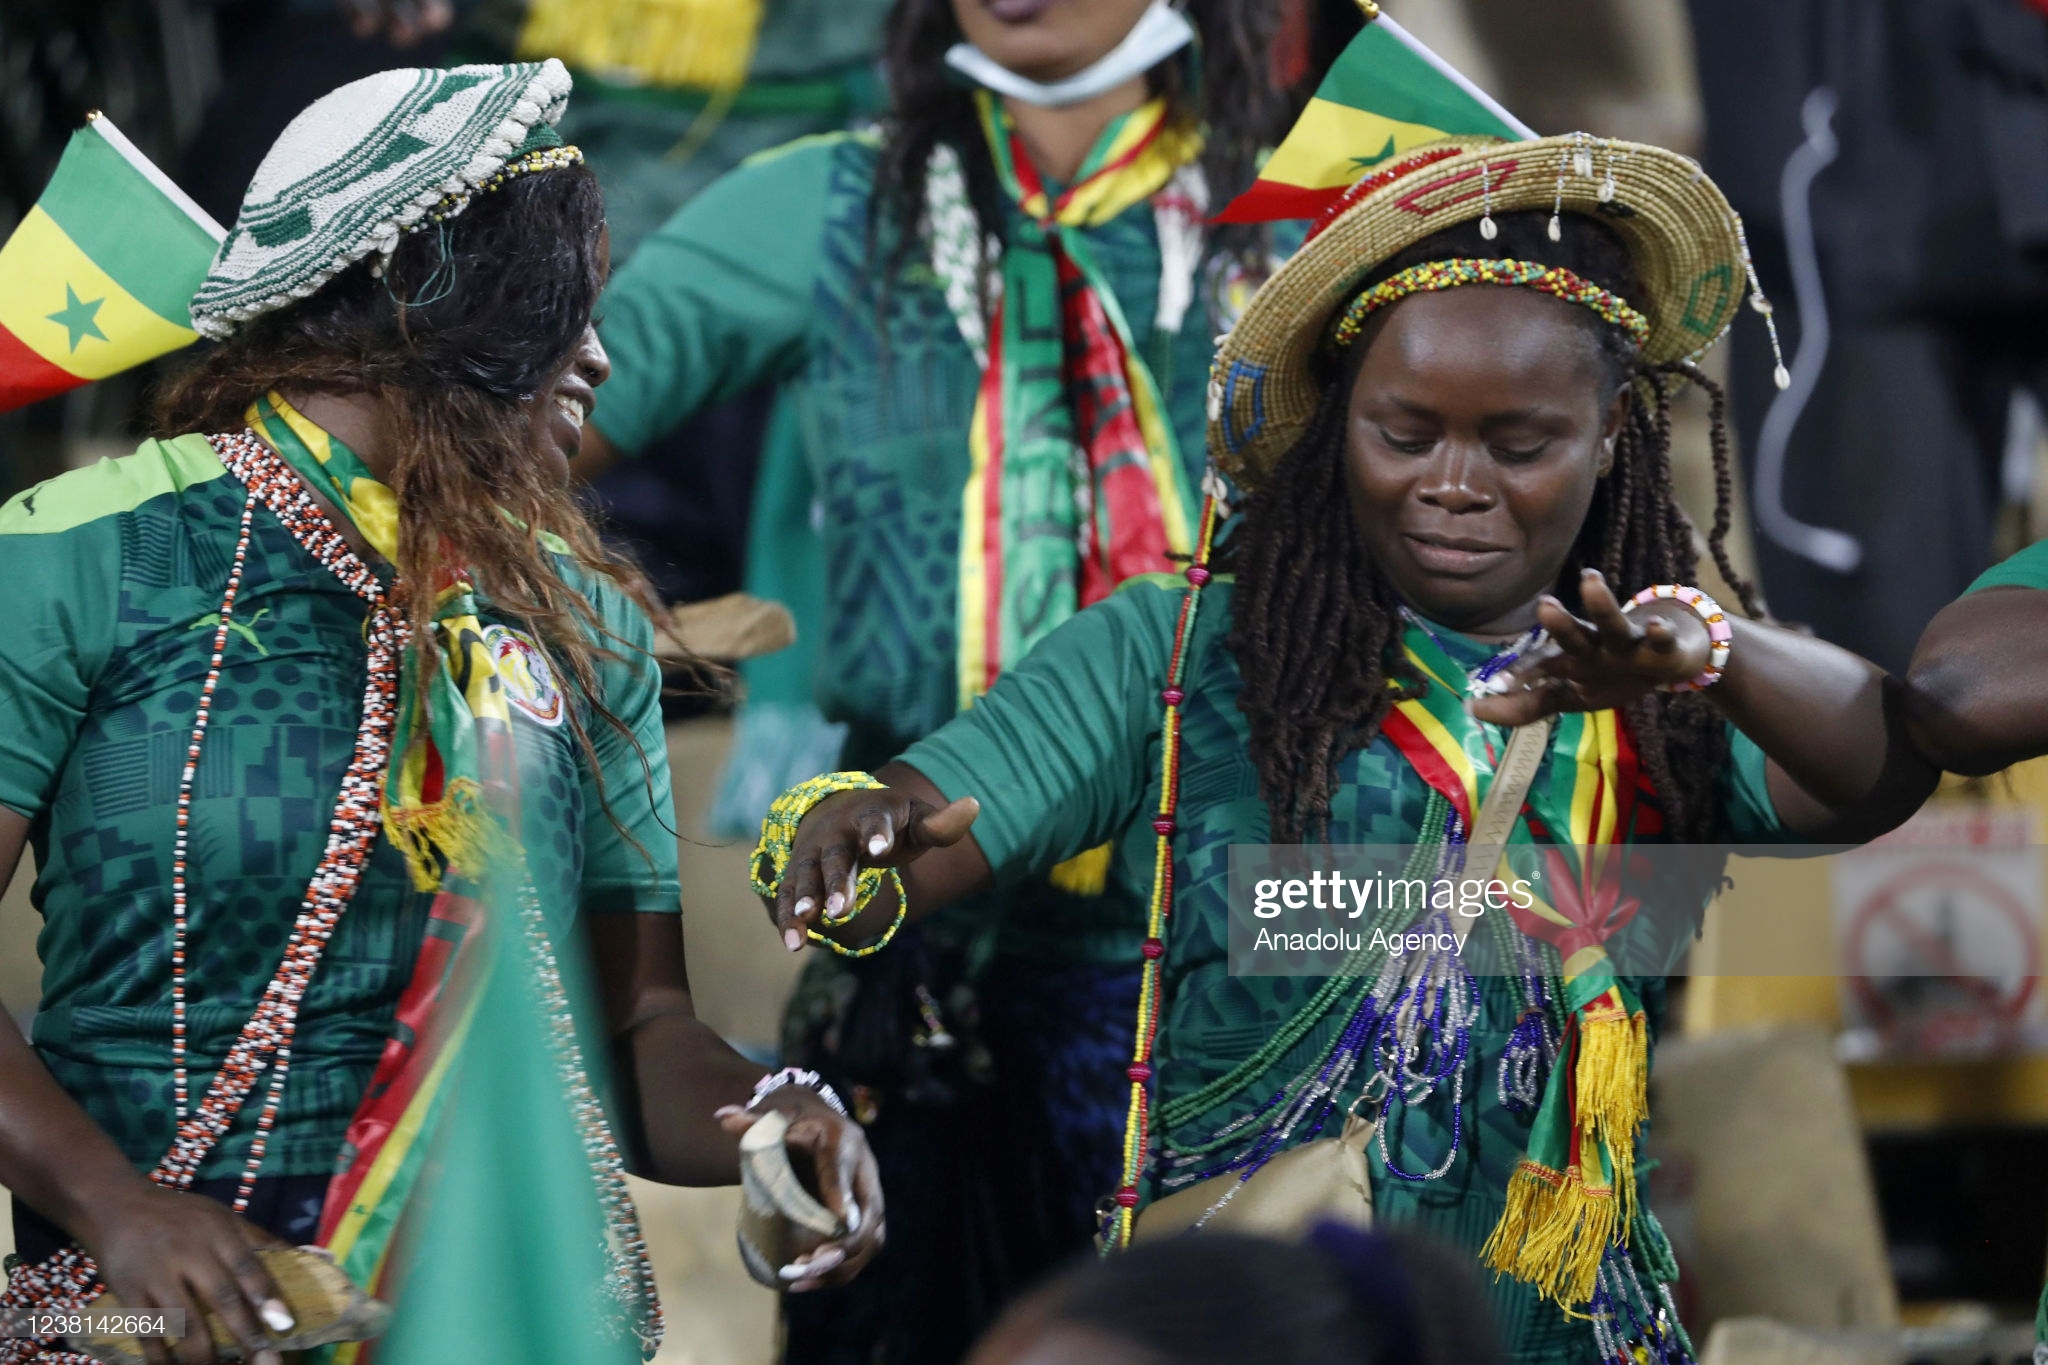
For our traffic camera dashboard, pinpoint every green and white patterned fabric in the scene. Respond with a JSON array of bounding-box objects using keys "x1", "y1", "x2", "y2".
[{"x1": 190, "y1": 59, "x2": 572, "y2": 337}]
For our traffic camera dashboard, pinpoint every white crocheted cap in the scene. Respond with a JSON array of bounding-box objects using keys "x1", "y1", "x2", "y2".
[{"x1": 190, "y1": 59, "x2": 573, "y2": 339}]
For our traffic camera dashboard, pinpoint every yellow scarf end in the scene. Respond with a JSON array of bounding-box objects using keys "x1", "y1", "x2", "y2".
[
  {"x1": 1050, "y1": 843, "x2": 1115, "y2": 897},
  {"x1": 383, "y1": 778, "x2": 514, "y2": 893},
  {"x1": 1481, "y1": 1162, "x2": 1617, "y2": 1308},
  {"x1": 1575, "y1": 1004, "x2": 1650, "y2": 1151}
]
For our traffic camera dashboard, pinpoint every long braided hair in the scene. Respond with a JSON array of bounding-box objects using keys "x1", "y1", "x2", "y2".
[{"x1": 1224, "y1": 209, "x2": 1761, "y2": 845}]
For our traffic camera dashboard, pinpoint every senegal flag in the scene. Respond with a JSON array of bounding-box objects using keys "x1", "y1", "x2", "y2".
[
  {"x1": 0, "y1": 113, "x2": 224, "y2": 412},
  {"x1": 1216, "y1": 10, "x2": 1534, "y2": 224}
]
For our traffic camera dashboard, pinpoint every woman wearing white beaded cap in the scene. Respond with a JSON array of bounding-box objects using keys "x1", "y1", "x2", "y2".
[{"x1": 0, "y1": 59, "x2": 880, "y2": 1365}]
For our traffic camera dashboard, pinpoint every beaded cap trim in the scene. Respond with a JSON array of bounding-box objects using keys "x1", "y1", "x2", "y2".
[
  {"x1": 1325, "y1": 258, "x2": 1651, "y2": 355},
  {"x1": 414, "y1": 144, "x2": 584, "y2": 230}
]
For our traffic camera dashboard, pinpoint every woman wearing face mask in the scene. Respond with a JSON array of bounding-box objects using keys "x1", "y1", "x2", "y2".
[
  {"x1": 0, "y1": 62, "x2": 879, "y2": 1365},
  {"x1": 756, "y1": 134, "x2": 1937, "y2": 1361},
  {"x1": 586, "y1": 1, "x2": 1307, "y2": 1356}
]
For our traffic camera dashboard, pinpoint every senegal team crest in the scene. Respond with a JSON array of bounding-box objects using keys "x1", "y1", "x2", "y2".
[{"x1": 483, "y1": 624, "x2": 565, "y2": 728}]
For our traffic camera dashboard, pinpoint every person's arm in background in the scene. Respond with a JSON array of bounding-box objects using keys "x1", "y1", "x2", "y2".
[
  {"x1": 574, "y1": 579, "x2": 881, "y2": 1288},
  {"x1": 570, "y1": 136, "x2": 846, "y2": 483},
  {"x1": 586, "y1": 912, "x2": 882, "y2": 1289},
  {"x1": 1906, "y1": 543, "x2": 2048, "y2": 775}
]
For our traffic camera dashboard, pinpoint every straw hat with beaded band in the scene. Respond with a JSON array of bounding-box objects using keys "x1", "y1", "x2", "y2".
[{"x1": 1207, "y1": 132, "x2": 1764, "y2": 491}]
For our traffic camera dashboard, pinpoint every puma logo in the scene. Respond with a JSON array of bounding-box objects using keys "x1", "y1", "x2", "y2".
[{"x1": 188, "y1": 607, "x2": 271, "y2": 656}]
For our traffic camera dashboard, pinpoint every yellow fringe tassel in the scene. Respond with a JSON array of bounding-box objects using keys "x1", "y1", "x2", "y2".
[
  {"x1": 1049, "y1": 842, "x2": 1114, "y2": 896},
  {"x1": 516, "y1": 0, "x2": 765, "y2": 91},
  {"x1": 1574, "y1": 1002, "x2": 1648, "y2": 1229},
  {"x1": 1480, "y1": 1162, "x2": 1618, "y2": 1308},
  {"x1": 1482, "y1": 1002, "x2": 1650, "y2": 1307},
  {"x1": 382, "y1": 778, "x2": 510, "y2": 893}
]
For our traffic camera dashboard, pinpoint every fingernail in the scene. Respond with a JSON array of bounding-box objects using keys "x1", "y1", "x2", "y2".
[
  {"x1": 794, "y1": 897, "x2": 814, "y2": 919},
  {"x1": 825, "y1": 892, "x2": 845, "y2": 917},
  {"x1": 778, "y1": 1250, "x2": 840, "y2": 1280},
  {"x1": 845, "y1": 1200, "x2": 861, "y2": 1234},
  {"x1": 261, "y1": 1300, "x2": 295, "y2": 1333},
  {"x1": 868, "y1": 834, "x2": 889, "y2": 856},
  {"x1": 714, "y1": 1105, "x2": 741, "y2": 1119},
  {"x1": 784, "y1": 928, "x2": 803, "y2": 952}
]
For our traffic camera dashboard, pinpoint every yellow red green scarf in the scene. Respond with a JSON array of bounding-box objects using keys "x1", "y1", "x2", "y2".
[
  {"x1": 248, "y1": 392, "x2": 517, "y2": 892},
  {"x1": 957, "y1": 92, "x2": 1200, "y2": 710},
  {"x1": 1382, "y1": 621, "x2": 1653, "y2": 1308},
  {"x1": 250, "y1": 394, "x2": 520, "y2": 1350}
]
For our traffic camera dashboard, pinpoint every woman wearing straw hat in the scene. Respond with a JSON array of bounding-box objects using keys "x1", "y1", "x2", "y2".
[
  {"x1": 0, "y1": 61, "x2": 879, "y2": 1365},
  {"x1": 750, "y1": 133, "x2": 1937, "y2": 1360}
]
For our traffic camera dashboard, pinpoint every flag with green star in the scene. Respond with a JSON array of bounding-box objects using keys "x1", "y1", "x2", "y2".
[
  {"x1": 1215, "y1": 7, "x2": 1533, "y2": 223},
  {"x1": 0, "y1": 113, "x2": 224, "y2": 412}
]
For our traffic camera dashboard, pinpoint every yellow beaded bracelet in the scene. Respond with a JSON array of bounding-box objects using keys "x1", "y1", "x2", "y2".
[{"x1": 750, "y1": 771, "x2": 907, "y2": 959}]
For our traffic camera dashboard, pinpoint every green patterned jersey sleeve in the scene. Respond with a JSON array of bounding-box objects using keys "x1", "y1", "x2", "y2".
[
  {"x1": 592, "y1": 134, "x2": 847, "y2": 455},
  {"x1": 577, "y1": 578, "x2": 682, "y2": 915},
  {"x1": 900, "y1": 576, "x2": 1183, "y2": 882},
  {"x1": 1967, "y1": 537, "x2": 2048, "y2": 592},
  {"x1": 0, "y1": 479, "x2": 122, "y2": 821}
]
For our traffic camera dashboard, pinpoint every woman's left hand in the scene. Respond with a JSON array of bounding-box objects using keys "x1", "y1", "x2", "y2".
[
  {"x1": 715, "y1": 1088, "x2": 885, "y2": 1292},
  {"x1": 1470, "y1": 569, "x2": 1711, "y2": 725}
]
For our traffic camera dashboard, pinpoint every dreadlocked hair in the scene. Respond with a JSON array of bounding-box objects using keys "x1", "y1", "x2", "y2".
[
  {"x1": 153, "y1": 161, "x2": 682, "y2": 857},
  {"x1": 1223, "y1": 208, "x2": 1761, "y2": 846},
  {"x1": 866, "y1": 0, "x2": 1298, "y2": 293}
]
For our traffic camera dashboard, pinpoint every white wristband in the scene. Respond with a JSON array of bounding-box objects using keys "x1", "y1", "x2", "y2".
[{"x1": 748, "y1": 1067, "x2": 848, "y2": 1118}]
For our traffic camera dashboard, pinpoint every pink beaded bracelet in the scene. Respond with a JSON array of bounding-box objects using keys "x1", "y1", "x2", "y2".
[{"x1": 1626, "y1": 583, "x2": 1734, "y2": 692}]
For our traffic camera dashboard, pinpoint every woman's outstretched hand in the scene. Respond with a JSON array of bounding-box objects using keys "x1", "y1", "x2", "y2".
[
  {"x1": 1470, "y1": 569, "x2": 1712, "y2": 726},
  {"x1": 763, "y1": 785, "x2": 981, "y2": 951}
]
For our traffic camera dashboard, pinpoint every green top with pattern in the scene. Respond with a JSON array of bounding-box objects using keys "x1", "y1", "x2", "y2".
[
  {"x1": 596, "y1": 131, "x2": 1282, "y2": 960},
  {"x1": 904, "y1": 575, "x2": 1791, "y2": 1364},
  {"x1": 0, "y1": 435, "x2": 680, "y2": 1181}
]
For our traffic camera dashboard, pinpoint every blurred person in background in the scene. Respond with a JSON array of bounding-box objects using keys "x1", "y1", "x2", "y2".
[
  {"x1": 580, "y1": 1, "x2": 1329, "y2": 1358},
  {"x1": 1688, "y1": 0, "x2": 2048, "y2": 673},
  {"x1": 967, "y1": 1223, "x2": 1506, "y2": 1365},
  {"x1": 757, "y1": 131, "x2": 1938, "y2": 1360},
  {"x1": 1905, "y1": 531, "x2": 2048, "y2": 1365},
  {"x1": 0, "y1": 60, "x2": 879, "y2": 1365}
]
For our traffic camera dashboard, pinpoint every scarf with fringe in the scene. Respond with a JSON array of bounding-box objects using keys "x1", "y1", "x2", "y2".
[
  {"x1": 1381, "y1": 620, "x2": 1653, "y2": 1309},
  {"x1": 248, "y1": 392, "x2": 517, "y2": 892}
]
